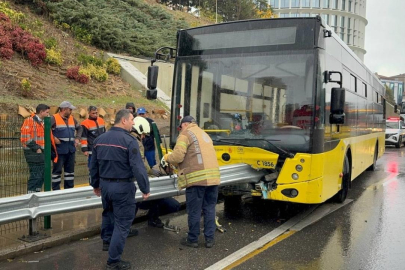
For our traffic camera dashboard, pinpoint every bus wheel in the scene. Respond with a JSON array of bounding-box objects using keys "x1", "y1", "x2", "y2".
[
  {"x1": 335, "y1": 156, "x2": 350, "y2": 203},
  {"x1": 396, "y1": 136, "x2": 402, "y2": 148},
  {"x1": 367, "y1": 145, "x2": 378, "y2": 171}
]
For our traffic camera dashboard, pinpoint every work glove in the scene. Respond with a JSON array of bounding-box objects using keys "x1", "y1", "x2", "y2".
[{"x1": 161, "y1": 153, "x2": 171, "y2": 168}]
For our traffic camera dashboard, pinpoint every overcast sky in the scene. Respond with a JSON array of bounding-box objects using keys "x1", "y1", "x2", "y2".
[{"x1": 364, "y1": 0, "x2": 405, "y2": 76}]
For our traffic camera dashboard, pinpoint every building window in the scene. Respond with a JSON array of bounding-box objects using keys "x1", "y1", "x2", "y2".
[
  {"x1": 302, "y1": 0, "x2": 310, "y2": 7},
  {"x1": 301, "y1": 13, "x2": 310, "y2": 17},
  {"x1": 323, "y1": 0, "x2": 329, "y2": 8},
  {"x1": 347, "y1": 17, "x2": 351, "y2": 29},
  {"x1": 281, "y1": 0, "x2": 289, "y2": 8},
  {"x1": 347, "y1": 33, "x2": 351, "y2": 44},
  {"x1": 270, "y1": 0, "x2": 280, "y2": 8},
  {"x1": 291, "y1": 13, "x2": 299, "y2": 17},
  {"x1": 354, "y1": 2, "x2": 357, "y2": 13},
  {"x1": 342, "y1": 0, "x2": 346, "y2": 10},
  {"x1": 311, "y1": 13, "x2": 319, "y2": 17},
  {"x1": 322, "y1": 13, "x2": 329, "y2": 24},
  {"x1": 331, "y1": 0, "x2": 338, "y2": 9},
  {"x1": 349, "y1": 0, "x2": 352, "y2": 12},
  {"x1": 291, "y1": 0, "x2": 300, "y2": 8},
  {"x1": 363, "y1": 83, "x2": 367, "y2": 98},
  {"x1": 340, "y1": 32, "x2": 345, "y2": 41},
  {"x1": 279, "y1": 13, "x2": 289, "y2": 17},
  {"x1": 312, "y1": 0, "x2": 320, "y2": 8}
]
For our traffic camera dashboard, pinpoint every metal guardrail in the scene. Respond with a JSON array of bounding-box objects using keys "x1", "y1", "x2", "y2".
[{"x1": 0, "y1": 164, "x2": 265, "y2": 225}]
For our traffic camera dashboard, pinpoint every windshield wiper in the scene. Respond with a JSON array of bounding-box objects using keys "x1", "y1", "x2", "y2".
[
  {"x1": 214, "y1": 138, "x2": 248, "y2": 147},
  {"x1": 248, "y1": 138, "x2": 294, "y2": 158}
]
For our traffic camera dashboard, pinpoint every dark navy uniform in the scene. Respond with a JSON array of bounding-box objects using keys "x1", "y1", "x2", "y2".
[{"x1": 90, "y1": 127, "x2": 150, "y2": 265}]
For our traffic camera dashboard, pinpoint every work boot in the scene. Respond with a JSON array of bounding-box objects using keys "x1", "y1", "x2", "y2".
[
  {"x1": 102, "y1": 241, "x2": 110, "y2": 251},
  {"x1": 205, "y1": 239, "x2": 215, "y2": 248},
  {"x1": 127, "y1": 228, "x2": 139, "y2": 238},
  {"x1": 106, "y1": 260, "x2": 131, "y2": 270},
  {"x1": 180, "y1": 237, "x2": 198, "y2": 248},
  {"x1": 148, "y1": 218, "x2": 164, "y2": 228}
]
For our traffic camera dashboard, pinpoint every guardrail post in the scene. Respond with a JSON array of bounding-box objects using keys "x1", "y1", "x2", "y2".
[
  {"x1": 19, "y1": 218, "x2": 49, "y2": 243},
  {"x1": 44, "y1": 116, "x2": 51, "y2": 229}
]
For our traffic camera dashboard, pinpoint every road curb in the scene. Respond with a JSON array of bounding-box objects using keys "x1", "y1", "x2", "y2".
[{"x1": 0, "y1": 225, "x2": 101, "y2": 262}]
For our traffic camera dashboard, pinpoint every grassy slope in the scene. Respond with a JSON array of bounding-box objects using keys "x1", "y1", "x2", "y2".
[{"x1": 0, "y1": 0, "x2": 212, "y2": 116}]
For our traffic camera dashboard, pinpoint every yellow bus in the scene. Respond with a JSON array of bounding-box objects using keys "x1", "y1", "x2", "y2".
[{"x1": 147, "y1": 16, "x2": 388, "y2": 204}]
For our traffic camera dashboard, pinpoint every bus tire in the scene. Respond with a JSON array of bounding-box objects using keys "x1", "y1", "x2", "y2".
[
  {"x1": 367, "y1": 145, "x2": 378, "y2": 171},
  {"x1": 396, "y1": 136, "x2": 402, "y2": 148},
  {"x1": 335, "y1": 156, "x2": 350, "y2": 203}
]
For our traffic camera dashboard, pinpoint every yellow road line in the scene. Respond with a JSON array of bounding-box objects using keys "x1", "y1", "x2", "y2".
[{"x1": 224, "y1": 230, "x2": 296, "y2": 270}]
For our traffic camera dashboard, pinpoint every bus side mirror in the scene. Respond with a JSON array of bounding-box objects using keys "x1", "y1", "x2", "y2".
[
  {"x1": 330, "y1": 87, "x2": 345, "y2": 124},
  {"x1": 147, "y1": 65, "x2": 159, "y2": 100},
  {"x1": 394, "y1": 104, "x2": 398, "y2": 113}
]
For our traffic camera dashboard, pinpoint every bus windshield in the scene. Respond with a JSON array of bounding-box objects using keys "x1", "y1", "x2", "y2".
[{"x1": 173, "y1": 50, "x2": 315, "y2": 154}]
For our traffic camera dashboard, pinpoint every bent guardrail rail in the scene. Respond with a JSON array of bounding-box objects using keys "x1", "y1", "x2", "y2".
[{"x1": 0, "y1": 164, "x2": 265, "y2": 225}]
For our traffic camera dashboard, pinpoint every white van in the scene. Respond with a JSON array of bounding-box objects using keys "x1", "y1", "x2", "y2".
[{"x1": 385, "y1": 117, "x2": 405, "y2": 148}]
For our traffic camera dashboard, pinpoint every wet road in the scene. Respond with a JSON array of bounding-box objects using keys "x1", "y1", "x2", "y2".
[{"x1": 1, "y1": 147, "x2": 405, "y2": 269}]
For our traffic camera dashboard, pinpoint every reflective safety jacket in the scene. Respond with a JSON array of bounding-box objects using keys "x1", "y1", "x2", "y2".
[
  {"x1": 52, "y1": 114, "x2": 77, "y2": 154},
  {"x1": 20, "y1": 114, "x2": 45, "y2": 150},
  {"x1": 166, "y1": 123, "x2": 220, "y2": 189},
  {"x1": 80, "y1": 117, "x2": 106, "y2": 154},
  {"x1": 20, "y1": 113, "x2": 58, "y2": 162}
]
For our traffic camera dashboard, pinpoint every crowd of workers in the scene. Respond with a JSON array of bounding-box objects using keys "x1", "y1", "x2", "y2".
[{"x1": 19, "y1": 101, "x2": 220, "y2": 270}]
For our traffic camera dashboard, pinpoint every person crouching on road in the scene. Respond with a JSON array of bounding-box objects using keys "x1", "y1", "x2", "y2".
[
  {"x1": 90, "y1": 109, "x2": 150, "y2": 270},
  {"x1": 80, "y1": 106, "x2": 106, "y2": 168},
  {"x1": 51, "y1": 101, "x2": 82, "y2": 190},
  {"x1": 162, "y1": 116, "x2": 220, "y2": 248}
]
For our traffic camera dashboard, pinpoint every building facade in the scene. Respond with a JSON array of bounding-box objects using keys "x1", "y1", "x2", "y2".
[
  {"x1": 378, "y1": 73, "x2": 405, "y2": 105},
  {"x1": 269, "y1": 0, "x2": 367, "y2": 61}
]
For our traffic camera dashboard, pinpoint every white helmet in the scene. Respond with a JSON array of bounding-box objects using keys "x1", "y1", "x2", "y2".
[{"x1": 133, "y1": 116, "x2": 150, "y2": 135}]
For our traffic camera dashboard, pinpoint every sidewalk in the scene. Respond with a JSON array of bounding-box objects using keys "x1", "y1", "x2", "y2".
[{"x1": 0, "y1": 195, "x2": 185, "y2": 262}]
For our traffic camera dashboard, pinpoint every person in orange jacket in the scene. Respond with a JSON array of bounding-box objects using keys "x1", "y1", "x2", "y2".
[
  {"x1": 20, "y1": 104, "x2": 53, "y2": 193},
  {"x1": 51, "y1": 101, "x2": 83, "y2": 190},
  {"x1": 80, "y1": 106, "x2": 106, "y2": 167}
]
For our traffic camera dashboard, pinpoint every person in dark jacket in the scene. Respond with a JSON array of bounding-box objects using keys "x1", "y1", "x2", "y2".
[
  {"x1": 51, "y1": 101, "x2": 82, "y2": 190},
  {"x1": 80, "y1": 106, "x2": 106, "y2": 167},
  {"x1": 125, "y1": 102, "x2": 137, "y2": 117},
  {"x1": 90, "y1": 109, "x2": 150, "y2": 270},
  {"x1": 137, "y1": 107, "x2": 160, "y2": 168}
]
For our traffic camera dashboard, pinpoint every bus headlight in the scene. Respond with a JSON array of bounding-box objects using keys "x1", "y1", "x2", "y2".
[
  {"x1": 295, "y1": 165, "x2": 303, "y2": 172},
  {"x1": 292, "y1": 173, "x2": 299, "y2": 180}
]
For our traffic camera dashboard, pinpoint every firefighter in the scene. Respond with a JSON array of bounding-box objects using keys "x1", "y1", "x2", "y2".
[{"x1": 90, "y1": 109, "x2": 150, "y2": 269}]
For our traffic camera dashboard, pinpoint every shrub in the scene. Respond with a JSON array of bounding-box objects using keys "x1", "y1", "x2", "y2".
[
  {"x1": 67, "y1": 66, "x2": 79, "y2": 80},
  {"x1": 0, "y1": 12, "x2": 46, "y2": 66},
  {"x1": 21, "y1": 78, "x2": 31, "y2": 92},
  {"x1": 44, "y1": 37, "x2": 57, "y2": 49},
  {"x1": 45, "y1": 48, "x2": 63, "y2": 65},
  {"x1": 77, "y1": 53, "x2": 104, "y2": 67},
  {"x1": 79, "y1": 64, "x2": 108, "y2": 82},
  {"x1": 106, "y1": 58, "x2": 121, "y2": 75},
  {"x1": 67, "y1": 66, "x2": 90, "y2": 84},
  {"x1": 0, "y1": 2, "x2": 25, "y2": 24}
]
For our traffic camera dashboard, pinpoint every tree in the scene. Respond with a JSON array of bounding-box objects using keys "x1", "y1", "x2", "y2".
[
  {"x1": 385, "y1": 84, "x2": 396, "y2": 105},
  {"x1": 200, "y1": 0, "x2": 275, "y2": 22}
]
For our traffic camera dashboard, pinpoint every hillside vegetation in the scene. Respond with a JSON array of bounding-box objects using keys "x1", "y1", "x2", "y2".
[
  {"x1": 18, "y1": 0, "x2": 190, "y2": 56},
  {"x1": 0, "y1": 0, "x2": 210, "y2": 115}
]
